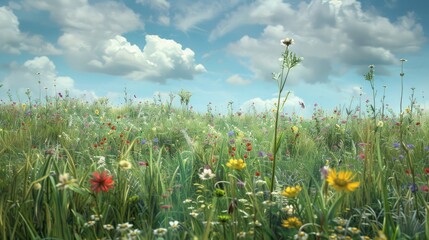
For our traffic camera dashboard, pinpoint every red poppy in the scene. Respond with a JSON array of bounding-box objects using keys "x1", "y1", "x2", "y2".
[{"x1": 89, "y1": 171, "x2": 114, "y2": 193}]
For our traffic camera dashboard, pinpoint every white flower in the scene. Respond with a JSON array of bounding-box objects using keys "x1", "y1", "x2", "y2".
[
  {"x1": 117, "y1": 222, "x2": 133, "y2": 232},
  {"x1": 153, "y1": 228, "x2": 168, "y2": 236},
  {"x1": 294, "y1": 231, "x2": 309, "y2": 240},
  {"x1": 169, "y1": 220, "x2": 180, "y2": 230},
  {"x1": 127, "y1": 229, "x2": 141, "y2": 239},
  {"x1": 281, "y1": 38, "x2": 294, "y2": 46},
  {"x1": 56, "y1": 173, "x2": 77, "y2": 190},
  {"x1": 198, "y1": 168, "x2": 216, "y2": 180}
]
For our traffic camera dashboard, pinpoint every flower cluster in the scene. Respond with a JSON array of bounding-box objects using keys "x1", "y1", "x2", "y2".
[
  {"x1": 281, "y1": 185, "x2": 302, "y2": 198},
  {"x1": 226, "y1": 158, "x2": 246, "y2": 170}
]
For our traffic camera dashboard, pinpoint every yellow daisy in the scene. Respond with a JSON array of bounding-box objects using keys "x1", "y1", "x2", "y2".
[
  {"x1": 226, "y1": 158, "x2": 246, "y2": 170},
  {"x1": 281, "y1": 216, "x2": 302, "y2": 229},
  {"x1": 281, "y1": 185, "x2": 302, "y2": 198},
  {"x1": 326, "y1": 169, "x2": 360, "y2": 192}
]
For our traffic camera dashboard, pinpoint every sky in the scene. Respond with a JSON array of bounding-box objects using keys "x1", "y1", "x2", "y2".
[{"x1": 0, "y1": 0, "x2": 428, "y2": 117}]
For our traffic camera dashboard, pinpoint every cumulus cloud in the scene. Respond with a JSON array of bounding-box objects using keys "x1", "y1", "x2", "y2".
[
  {"x1": 226, "y1": 74, "x2": 251, "y2": 85},
  {"x1": 0, "y1": 6, "x2": 60, "y2": 55},
  {"x1": 240, "y1": 93, "x2": 305, "y2": 113},
  {"x1": 222, "y1": 0, "x2": 425, "y2": 84},
  {"x1": 1, "y1": 56, "x2": 96, "y2": 101},
  {"x1": 20, "y1": 0, "x2": 205, "y2": 83}
]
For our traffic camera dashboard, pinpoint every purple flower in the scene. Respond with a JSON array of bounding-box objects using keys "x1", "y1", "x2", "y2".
[
  {"x1": 409, "y1": 183, "x2": 418, "y2": 193},
  {"x1": 258, "y1": 151, "x2": 265, "y2": 157},
  {"x1": 153, "y1": 137, "x2": 159, "y2": 143},
  {"x1": 141, "y1": 139, "x2": 147, "y2": 145},
  {"x1": 406, "y1": 144, "x2": 415, "y2": 149},
  {"x1": 237, "y1": 179, "x2": 245, "y2": 188},
  {"x1": 228, "y1": 130, "x2": 234, "y2": 136},
  {"x1": 393, "y1": 142, "x2": 400, "y2": 148},
  {"x1": 229, "y1": 139, "x2": 235, "y2": 144}
]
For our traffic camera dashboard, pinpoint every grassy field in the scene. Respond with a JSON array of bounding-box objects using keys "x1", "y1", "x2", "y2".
[{"x1": 0, "y1": 42, "x2": 428, "y2": 239}]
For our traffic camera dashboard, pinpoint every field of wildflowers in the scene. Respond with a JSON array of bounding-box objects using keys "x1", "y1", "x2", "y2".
[{"x1": 0, "y1": 39, "x2": 428, "y2": 240}]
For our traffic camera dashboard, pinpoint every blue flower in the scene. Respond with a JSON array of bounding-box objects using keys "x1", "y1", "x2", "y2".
[
  {"x1": 228, "y1": 130, "x2": 234, "y2": 136},
  {"x1": 141, "y1": 139, "x2": 147, "y2": 145},
  {"x1": 406, "y1": 144, "x2": 415, "y2": 149},
  {"x1": 393, "y1": 142, "x2": 400, "y2": 148},
  {"x1": 409, "y1": 183, "x2": 418, "y2": 193},
  {"x1": 153, "y1": 137, "x2": 159, "y2": 143}
]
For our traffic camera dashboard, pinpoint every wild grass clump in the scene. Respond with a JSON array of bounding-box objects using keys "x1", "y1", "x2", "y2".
[{"x1": 0, "y1": 39, "x2": 428, "y2": 239}]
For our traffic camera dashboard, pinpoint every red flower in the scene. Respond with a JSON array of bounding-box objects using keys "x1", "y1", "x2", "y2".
[
  {"x1": 89, "y1": 171, "x2": 114, "y2": 193},
  {"x1": 255, "y1": 171, "x2": 261, "y2": 177},
  {"x1": 424, "y1": 168, "x2": 429, "y2": 174},
  {"x1": 421, "y1": 185, "x2": 429, "y2": 192},
  {"x1": 405, "y1": 169, "x2": 411, "y2": 175}
]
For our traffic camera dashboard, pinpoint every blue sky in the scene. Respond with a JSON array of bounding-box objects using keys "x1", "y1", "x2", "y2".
[{"x1": 0, "y1": 0, "x2": 428, "y2": 117}]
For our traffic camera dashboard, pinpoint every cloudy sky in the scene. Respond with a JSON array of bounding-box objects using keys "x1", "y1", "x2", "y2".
[{"x1": 0, "y1": 0, "x2": 428, "y2": 116}]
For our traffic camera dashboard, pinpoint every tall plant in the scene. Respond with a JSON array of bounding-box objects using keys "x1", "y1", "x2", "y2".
[{"x1": 270, "y1": 38, "x2": 302, "y2": 196}]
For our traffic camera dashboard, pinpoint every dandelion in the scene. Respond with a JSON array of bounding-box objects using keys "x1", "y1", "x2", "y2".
[
  {"x1": 199, "y1": 168, "x2": 216, "y2": 180},
  {"x1": 116, "y1": 222, "x2": 133, "y2": 232},
  {"x1": 226, "y1": 158, "x2": 246, "y2": 170},
  {"x1": 326, "y1": 169, "x2": 360, "y2": 192},
  {"x1": 153, "y1": 228, "x2": 168, "y2": 236},
  {"x1": 89, "y1": 170, "x2": 114, "y2": 193},
  {"x1": 281, "y1": 217, "x2": 302, "y2": 229},
  {"x1": 119, "y1": 160, "x2": 132, "y2": 170},
  {"x1": 56, "y1": 173, "x2": 77, "y2": 190},
  {"x1": 377, "y1": 121, "x2": 383, "y2": 127},
  {"x1": 281, "y1": 185, "x2": 302, "y2": 198}
]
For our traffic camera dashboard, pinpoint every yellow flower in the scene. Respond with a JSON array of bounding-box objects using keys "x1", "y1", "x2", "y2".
[
  {"x1": 21, "y1": 103, "x2": 27, "y2": 110},
  {"x1": 281, "y1": 216, "x2": 302, "y2": 229},
  {"x1": 291, "y1": 126, "x2": 299, "y2": 134},
  {"x1": 119, "y1": 160, "x2": 132, "y2": 170},
  {"x1": 405, "y1": 107, "x2": 411, "y2": 114},
  {"x1": 377, "y1": 121, "x2": 383, "y2": 127},
  {"x1": 326, "y1": 169, "x2": 360, "y2": 192},
  {"x1": 95, "y1": 109, "x2": 100, "y2": 115},
  {"x1": 281, "y1": 185, "x2": 302, "y2": 198},
  {"x1": 226, "y1": 158, "x2": 246, "y2": 170}
]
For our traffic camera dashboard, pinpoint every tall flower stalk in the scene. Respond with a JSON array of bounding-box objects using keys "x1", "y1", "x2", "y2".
[{"x1": 270, "y1": 38, "x2": 301, "y2": 196}]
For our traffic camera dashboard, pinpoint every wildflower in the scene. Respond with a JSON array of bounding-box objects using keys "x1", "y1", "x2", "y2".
[
  {"x1": 218, "y1": 214, "x2": 231, "y2": 223},
  {"x1": 281, "y1": 217, "x2": 302, "y2": 229},
  {"x1": 281, "y1": 38, "x2": 294, "y2": 47},
  {"x1": 409, "y1": 183, "x2": 418, "y2": 193},
  {"x1": 56, "y1": 173, "x2": 77, "y2": 190},
  {"x1": 228, "y1": 130, "x2": 234, "y2": 136},
  {"x1": 348, "y1": 227, "x2": 361, "y2": 235},
  {"x1": 282, "y1": 205, "x2": 294, "y2": 215},
  {"x1": 139, "y1": 161, "x2": 149, "y2": 167},
  {"x1": 199, "y1": 168, "x2": 216, "y2": 180},
  {"x1": 291, "y1": 125, "x2": 299, "y2": 134},
  {"x1": 320, "y1": 166, "x2": 329, "y2": 179},
  {"x1": 103, "y1": 224, "x2": 114, "y2": 230},
  {"x1": 84, "y1": 221, "x2": 96, "y2": 227},
  {"x1": 294, "y1": 231, "x2": 309, "y2": 240},
  {"x1": 128, "y1": 229, "x2": 141, "y2": 239},
  {"x1": 119, "y1": 160, "x2": 132, "y2": 170},
  {"x1": 377, "y1": 121, "x2": 383, "y2": 127},
  {"x1": 393, "y1": 142, "x2": 400, "y2": 148},
  {"x1": 153, "y1": 228, "x2": 168, "y2": 236},
  {"x1": 90, "y1": 214, "x2": 102, "y2": 221},
  {"x1": 326, "y1": 169, "x2": 360, "y2": 192},
  {"x1": 94, "y1": 109, "x2": 99, "y2": 115},
  {"x1": 89, "y1": 171, "x2": 114, "y2": 193},
  {"x1": 281, "y1": 185, "x2": 302, "y2": 198},
  {"x1": 169, "y1": 220, "x2": 180, "y2": 230},
  {"x1": 117, "y1": 222, "x2": 133, "y2": 232},
  {"x1": 226, "y1": 158, "x2": 246, "y2": 170},
  {"x1": 406, "y1": 144, "x2": 415, "y2": 149},
  {"x1": 189, "y1": 211, "x2": 199, "y2": 217},
  {"x1": 421, "y1": 185, "x2": 429, "y2": 192},
  {"x1": 183, "y1": 198, "x2": 193, "y2": 204},
  {"x1": 237, "y1": 232, "x2": 247, "y2": 238}
]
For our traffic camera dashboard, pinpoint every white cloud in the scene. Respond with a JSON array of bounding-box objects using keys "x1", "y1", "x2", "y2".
[
  {"x1": 226, "y1": 74, "x2": 251, "y2": 85},
  {"x1": 172, "y1": 0, "x2": 240, "y2": 31},
  {"x1": 240, "y1": 93, "x2": 305, "y2": 113},
  {"x1": 0, "y1": 6, "x2": 60, "y2": 55},
  {"x1": 222, "y1": 0, "x2": 425, "y2": 84},
  {"x1": 22, "y1": 0, "x2": 204, "y2": 83},
  {"x1": 1, "y1": 56, "x2": 96, "y2": 101},
  {"x1": 136, "y1": 0, "x2": 170, "y2": 25}
]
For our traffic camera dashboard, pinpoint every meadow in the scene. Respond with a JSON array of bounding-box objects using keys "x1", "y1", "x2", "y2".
[{"x1": 0, "y1": 40, "x2": 428, "y2": 240}]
